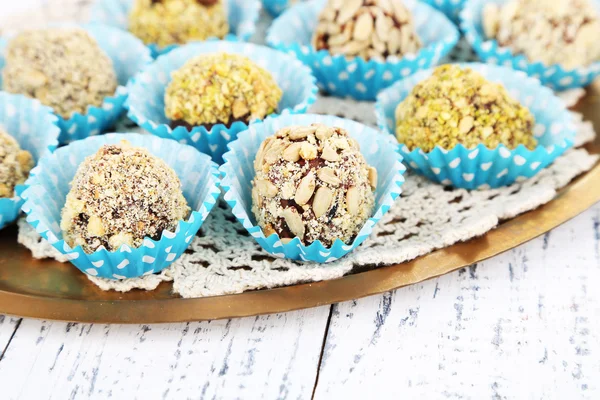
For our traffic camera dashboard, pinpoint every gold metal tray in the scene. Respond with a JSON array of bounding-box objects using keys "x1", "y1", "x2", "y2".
[{"x1": 1, "y1": 86, "x2": 599, "y2": 324}]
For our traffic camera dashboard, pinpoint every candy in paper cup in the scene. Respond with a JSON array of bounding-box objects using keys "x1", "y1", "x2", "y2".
[
  {"x1": 127, "y1": 40, "x2": 318, "y2": 164},
  {"x1": 421, "y1": 0, "x2": 465, "y2": 23},
  {"x1": 460, "y1": 0, "x2": 600, "y2": 90},
  {"x1": 375, "y1": 63, "x2": 576, "y2": 190},
  {"x1": 266, "y1": 0, "x2": 459, "y2": 101},
  {"x1": 0, "y1": 93, "x2": 59, "y2": 230},
  {"x1": 90, "y1": 0, "x2": 261, "y2": 57},
  {"x1": 0, "y1": 24, "x2": 152, "y2": 144},
  {"x1": 220, "y1": 114, "x2": 406, "y2": 263},
  {"x1": 21, "y1": 133, "x2": 220, "y2": 279}
]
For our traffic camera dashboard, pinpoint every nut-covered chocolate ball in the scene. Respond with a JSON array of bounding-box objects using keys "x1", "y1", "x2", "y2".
[
  {"x1": 395, "y1": 65, "x2": 536, "y2": 152},
  {"x1": 61, "y1": 141, "x2": 190, "y2": 254},
  {"x1": 165, "y1": 53, "x2": 282, "y2": 128},
  {"x1": 0, "y1": 129, "x2": 33, "y2": 198},
  {"x1": 252, "y1": 124, "x2": 377, "y2": 247},
  {"x1": 312, "y1": 0, "x2": 421, "y2": 61},
  {"x1": 2, "y1": 28, "x2": 118, "y2": 119},
  {"x1": 483, "y1": 0, "x2": 600, "y2": 69},
  {"x1": 129, "y1": 0, "x2": 229, "y2": 48}
]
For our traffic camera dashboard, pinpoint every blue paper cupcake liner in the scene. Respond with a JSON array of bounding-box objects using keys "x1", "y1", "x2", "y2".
[
  {"x1": 460, "y1": 0, "x2": 600, "y2": 90},
  {"x1": 21, "y1": 133, "x2": 221, "y2": 279},
  {"x1": 127, "y1": 40, "x2": 318, "y2": 164},
  {"x1": 263, "y1": 0, "x2": 295, "y2": 17},
  {"x1": 220, "y1": 113, "x2": 406, "y2": 263},
  {"x1": 375, "y1": 63, "x2": 576, "y2": 190},
  {"x1": 0, "y1": 23, "x2": 152, "y2": 144},
  {"x1": 0, "y1": 93, "x2": 59, "y2": 230},
  {"x1": 422, "y1": 0, "x2": 465, "y2": 23},
  {"x1": 90, "y1": 0, "x2": 261, "y2": 57},
  {"x1": 266, "y1": 0, "x2": 459, "y2": 101}
]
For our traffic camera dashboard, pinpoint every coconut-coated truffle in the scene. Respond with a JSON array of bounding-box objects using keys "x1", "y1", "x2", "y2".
[
  {"x1": 165, "y1": 53, "x2": 282, "y2": 128},
  {"x1": 0, "y1": 129, "x2": 33, "y2": 198},
  {"x1": 61, "y1": 141, "x2": 190, "y2": 254},
  {"x1": 395, "y1": 65, "x2": 536, "y2": 152},
  {"x1": 252, "y1": 123, "x2": 377, "y2": 247},
  {"x1": 129, "y1": 0, "x2": 229, "y2": 48},
  {"x1": 2, "y1": 28, "x2": 118, "y2": 119},
  {"x1": 312, "y1": 0, "x2": 421, "y2": 61},
  {"x1": 483, "y1": 0, "x2": 600, "y2": 69}
]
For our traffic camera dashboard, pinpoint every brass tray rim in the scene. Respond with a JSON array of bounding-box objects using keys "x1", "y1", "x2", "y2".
[{"x1": 0, "y1": 159, "x2": 598, "y2": 324}]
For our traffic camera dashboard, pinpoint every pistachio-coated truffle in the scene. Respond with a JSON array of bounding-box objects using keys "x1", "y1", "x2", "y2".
[
  {"x1": 165, "y1": 53, "x2": 282, "y2": 128},
  {"x1": 2, "y1": 28, "x2": 118, "y2": 119},
  {"x1": 129, "y1": 0, "x2": 229, "y2": 48},
  {"x1": 395, "y1": 65, "x2": 536, "y2": 152},
  {"x1": 61, "y1": 141, "x2": 190, "y2": 254},
  {"x1": 0, "y1": 129, "x2": 33, "y2": 198},
  {"x1": 252, "y1": 123, "x2": 377, "y2": 246}
]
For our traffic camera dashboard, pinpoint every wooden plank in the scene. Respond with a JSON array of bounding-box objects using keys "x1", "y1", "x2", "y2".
[
  {"x1": 314, "y1": 204, "x2": 600, "y2": 399},
  {"x1": 0, "y1": 307, "x2": 330, "y2": 399},
  {"x1": 0, "y1": 316, "x2": 21, "y2": 359}
]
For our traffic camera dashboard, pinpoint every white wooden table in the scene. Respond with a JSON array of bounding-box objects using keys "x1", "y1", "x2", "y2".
[{"x1": 0, "y1": 202, "x2": 598, "y2": 399}]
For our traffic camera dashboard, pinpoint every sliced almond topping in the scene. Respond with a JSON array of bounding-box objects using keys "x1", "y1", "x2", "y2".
[
  {"x1": 264, "y1": 140, "x2": 286, "y2": 164},
  {"x1": 295, "y1": 172, "x2": 316, "y2": 205},
  {"x1": 353, "y1": 12, "x2": 374, "y2": 41},
  {"x1": 315, "y1": 126, "x2": 335, "y2": 141},
  {"x1": 255, "y1": 179, "x2": 278, "y2": 198},
  {"x1": 313, "y1": 187, "x2": 334, "y2": 218},
  {"x1": 321, "y1": 143, "x2": 339, "y2": 162},
  {"x1": 299, "y1": 143, "x2": 318, "y2": 160},
  {"x1": 282, "y1": 142, "x2": 302, "y2": 162},
  {"x1": 346, "y1": 186, "x2": 360, "y2": 215},
  {"x1": 283, "y1": 208, "x2": 305, "y2": 239},
  {"x1": 337, "y1": 0, "x2": 362, "y2": 24},
  {"x1": 289, "y1": 126, "x2": 315, "y2": 140},
  {"x1": 368, "y1": 167, "x2": 378, "y2": 190},
  {"x1": 317, "y1": 167, "x2": 341, "y2": 186}
]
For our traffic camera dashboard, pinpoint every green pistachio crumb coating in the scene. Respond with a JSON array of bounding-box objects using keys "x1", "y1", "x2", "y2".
[
  {"x1": 394, "y1": 65, "x2": 537, "y2": 152},
  {"x1": 129, "y1": 0, "x2": 229, "y2": 48},
  {"x1": 164, "y1": 53, "x2": 282, "y2": 127}
]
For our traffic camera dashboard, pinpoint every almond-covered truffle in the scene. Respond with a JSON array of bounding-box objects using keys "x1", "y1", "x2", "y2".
[
  {"x1": 129, "y1": 0, "x2": 229, "y2": 48},
  {"x1": 483, "y1": 0, "x2": 600, "y2": 69},
  {"x1": 395, "y1": 65, "x2": 536, "y2": 152},
  {"x1": 165, "y1": 53, "x2": 282, "y2": 128},
  {"x1": 252, "y1": 123, "x2": 377, "y2": 246},
  {"x1": 2, "y1": 28, "x2": 118, "y2": 119},
  {"x1": 61, "y1": 141, "x2": 190, "y2": 253},
  {"x1": 0, "y1": 129, "x2": 33, "y2": 198},
  {"x1": 312, "y1": 0, "x2": 421, "y2": 61}
]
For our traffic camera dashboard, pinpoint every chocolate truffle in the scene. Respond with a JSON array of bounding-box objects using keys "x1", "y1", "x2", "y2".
[
  {"x1": 395, "y1": 65, "x2": 536, "y2": 152},
  {"x1": 0, "y1": 129, "x2": 33, "y2": 198},
  {"x1": 165, "y1": 53, "x2": 282, "y2": 128},
  {"x1": 252, "y1": 123, "x2": 377, "y2": 247},
  {"x1": 61, "y1": 141, "x2": 190, "y2": 253},
  {"x1": 2, "y1": 28, "x2": 118, "y2": 119},
  {"x1": 483, "y1": 0, "x2": 600, "y2": 69},
  {"x1": 312, "y1": 0, "x2": 421, "y2": 61},
  {"x1": 129, "y1": 0, "x2": 229, "y2": 48}
]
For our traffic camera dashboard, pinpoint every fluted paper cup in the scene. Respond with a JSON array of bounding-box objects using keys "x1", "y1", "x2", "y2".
[
  {"x1": 375, "y1": 63, "x2": 576, "y2": 189},
  {"x1": 220, "y1": 113, "x2": 406, "y2": 263},
  {"x1": 22, "y1": 133, "x2": 220, "y2": 279}
]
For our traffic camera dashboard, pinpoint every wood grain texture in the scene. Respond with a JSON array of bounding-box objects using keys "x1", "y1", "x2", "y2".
[
  {"x1": 313, "y1": 204, "x2": 600, "y2": 399},
  {"x1": 0, "y1": 307, "x2": 330, "y2": 399},
  {"x1": 0, "y1": 316, "x2": 21, "y2": 359}
]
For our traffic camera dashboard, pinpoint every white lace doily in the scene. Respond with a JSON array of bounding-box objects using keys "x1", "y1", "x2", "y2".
[{"x1": 7, "y1": 0, "x2": 600, "y2": 297}]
